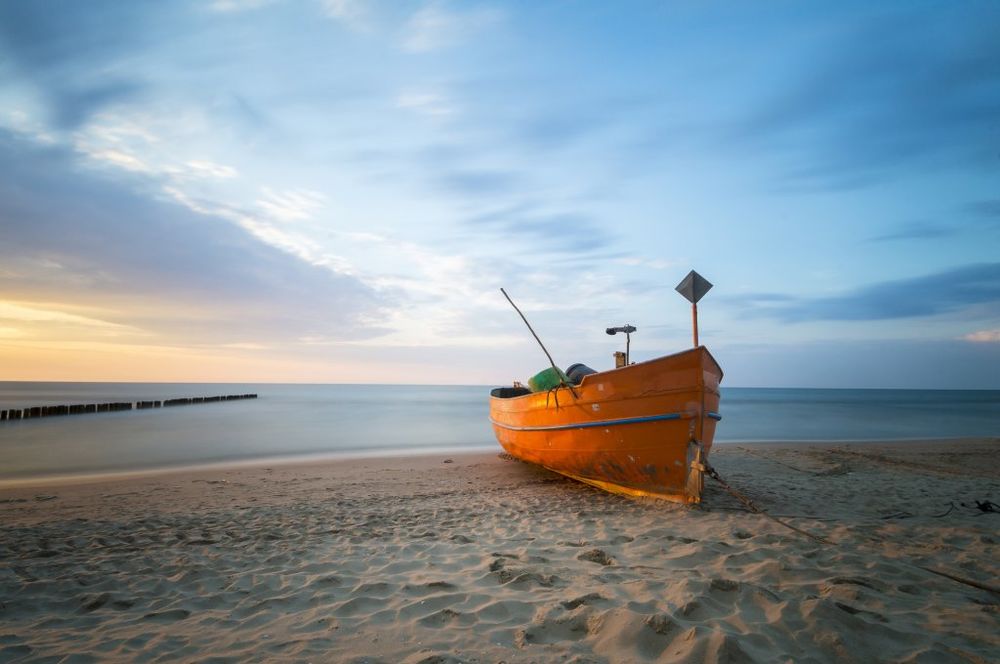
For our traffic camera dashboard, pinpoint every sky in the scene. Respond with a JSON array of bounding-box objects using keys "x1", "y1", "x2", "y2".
[{"x1": 0, "y1": 0, "x2": 998, "y2": 388}]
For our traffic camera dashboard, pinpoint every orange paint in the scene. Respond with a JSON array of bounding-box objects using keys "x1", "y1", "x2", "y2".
[{"x1": 490, "y1": 346, "x2": 723, "y2": 503}]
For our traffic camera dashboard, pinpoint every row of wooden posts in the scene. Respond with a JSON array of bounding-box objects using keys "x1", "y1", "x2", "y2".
[{"x1": 0, "y1": 394, "x2": 257, "y2": 422}]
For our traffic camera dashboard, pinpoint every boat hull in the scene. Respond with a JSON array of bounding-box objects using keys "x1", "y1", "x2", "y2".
[{"x1": 490, "y1": 347, "x2": 722, "y2": 503}]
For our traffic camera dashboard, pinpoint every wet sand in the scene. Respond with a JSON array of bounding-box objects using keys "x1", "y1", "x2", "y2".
[{"x1": 1, "y1": 438, "x2": 998, "y2": 662}]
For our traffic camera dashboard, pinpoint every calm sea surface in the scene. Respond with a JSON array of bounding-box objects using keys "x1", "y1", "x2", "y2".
[{"x1": 1, "y1": 383, "x2": 997, "y2": 482}]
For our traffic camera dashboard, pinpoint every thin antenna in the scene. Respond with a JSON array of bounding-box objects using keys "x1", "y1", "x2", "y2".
[{"x1": 500, "y1": 288, "x2": 577, "y2": 397}]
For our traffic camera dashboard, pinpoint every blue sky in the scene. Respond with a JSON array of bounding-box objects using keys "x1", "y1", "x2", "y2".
[{"x1": 0, "y1": 0, "x2": 998, "y2": 387}]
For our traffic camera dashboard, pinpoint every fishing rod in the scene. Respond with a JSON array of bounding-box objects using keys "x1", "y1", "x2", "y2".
[{"x1": 500, "y1": 288, "x2": 577, "y2": 398}]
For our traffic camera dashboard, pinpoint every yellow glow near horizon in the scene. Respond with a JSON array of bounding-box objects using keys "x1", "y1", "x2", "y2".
[
  {"x1": 0, "y1": 297, "x2": 496, "y2": 383},
  {"x1": 0, "y1": 299, "x2": 313, "y2": 382},
  {"x1": 0, "y1": 297, "x2": 520, "y2": 384}
]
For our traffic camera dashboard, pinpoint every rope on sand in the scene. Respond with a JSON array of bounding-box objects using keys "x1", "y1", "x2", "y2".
[
  {"x1": 918, "y1": 566, "x2": 1000, "y2": 597},
  {"x1": 705, "y1": 465, "x2": 832, "y2": 545},
  {"x1": 704, "y1": 464, "x2": 1000, "y2": 599}
]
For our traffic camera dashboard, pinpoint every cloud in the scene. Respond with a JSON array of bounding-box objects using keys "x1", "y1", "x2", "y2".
[
  {"x1": 0, "y1": 129, "x2": 385, "y2": 344},
  {"x1": 716, "y1": 339, "x2": 1000, "y2": 389},
  {"x1": 400, "y1": 2, "x2": 502, "y2": 53},
  {"x1": 0, "y1": 1, "x2": 158, "y2": 129},
  {"x1": 968, "y1": 199, "x2": 1000, "y2": 218},
  {"x1": 48, "y1": 82, "x2": 148, "y2": 131},
  {"x1": 963, "y1": 329, "x2": 1000, "y2": 343},
  {"x1": 869, "y1": 199, "x2": 1000, "y2": 243},
  {"x1": 0, "y1": 301, "x2": 133, "y2": 331},
  {"x1": 87, "y1": 148, "x2": 153, "y2": 173},
  {"x1": 731, "y1": 11, "x2": 1000, "y2": 189},
  {"x1": 869, "y1": 221, "x2": 956, "y2": 243},
  {"x1": 212, "y1": 94, "x2": 278, "y2": 137},
  {"x1": 186, "y1": 160, "x2": 238, "y2": 179},
  {"x1": 615, "y1": 257, "x2": 679, "y2": 270},
  {"x1": 67, "y1": 113, "x2": 247, "y2": 194},
  {"x1": 740, "y1": 263, "x2": 1000, "y2": 322},
  {"x1": 322, "y1": 0, "x2": 369, "y2": 30},
  {"x1": 396, "y1": 90, "x2": 456, "y2": 117},
  {"x1": 209, "y1": 0, "x2": 277, "y2": 12},
  {"x1": 162, "y1": 186, "x2": 353, "y2": 276},
  {"x1": 512, "y1": 104, "x2": 630, "y2": 152},
  {"x1": 256, "y1": 187, "x2": 327, "y2": 223},
  {"x1": 464, "y1": 203, "x2": 613, "y2": 254},
  {"x1": 437, "y1": 169, "x2": 518, "y2": 196}
]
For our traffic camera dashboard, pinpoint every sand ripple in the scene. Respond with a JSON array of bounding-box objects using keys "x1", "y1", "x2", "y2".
[{"x1": 1, "y1": 440, "x2": 998, "y2": 662}]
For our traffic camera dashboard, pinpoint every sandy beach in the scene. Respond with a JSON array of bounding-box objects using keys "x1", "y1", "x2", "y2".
[{"x1": 1, "y1": 439, "x2": 998, "y2": 663}]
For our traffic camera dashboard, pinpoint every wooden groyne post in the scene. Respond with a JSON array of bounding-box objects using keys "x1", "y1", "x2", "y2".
[{"x1": 0, "y1": 394, "x2": 257, "y2": 422}]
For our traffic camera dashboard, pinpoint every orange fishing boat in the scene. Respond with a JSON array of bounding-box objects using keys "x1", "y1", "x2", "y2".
[{"x1": 490, "y1": 271, "x2": 722, "y2": 503}]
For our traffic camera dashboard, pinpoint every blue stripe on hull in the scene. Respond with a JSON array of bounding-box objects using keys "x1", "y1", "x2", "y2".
[{"x1": 490, "y1": 412, "x2": 685, "y2": 432}]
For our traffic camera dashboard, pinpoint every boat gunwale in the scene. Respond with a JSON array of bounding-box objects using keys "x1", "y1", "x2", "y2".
[{"x1": 489, "y1": 345, "x2": 723, "y2": 404}]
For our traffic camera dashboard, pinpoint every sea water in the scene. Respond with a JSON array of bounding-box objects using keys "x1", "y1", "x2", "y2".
[{"x1": 0, "y1": 383, "x2": 997, "y2": 482}]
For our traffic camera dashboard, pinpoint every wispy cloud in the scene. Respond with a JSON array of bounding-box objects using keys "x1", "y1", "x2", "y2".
[
  {"x1": 0, "y1": 130, "x2": 384, "y2": 344},
  {"x1": 321, "y1": 0, "x2": 369, "y2": 30},
  {"x1": 968, "y1": 200, "x2": 1000, "y2": 218},
  {"x1": 464, "y1": 203, "x2": 613, "y2": 254},
  {"x1": 209, "y1": 0, "x2": 276, "y2": 13},
  {"x1": 396, "y1": 90, "x2": 456, "y2": 117},
  {"x1": 732, "y1": 13, "x2": 1000, "y2": 189},
  {"x1": 2, "y1": 1, "x2": 998, "y2": 385},
  {"x1": 256, "y1": 187, "x2": 326, "y2": 223},
  {"x1": 869, "y1": 221, "x2": 956, "y2": 243},
  {"x1": 86, "y1": 148, "x2": 152, "y2": 173},
  {"x1": 400, "y1": 2, "x2": 502, "y2": 53},
  {"x1": 186, "y1": 160, "x2": 238, "y2": 179},
  {"x1": 741, "y1": 263, "x2": 1000, "y2": 322},
  {"x1": 71, "y1": 113, "x2": 240, "y2": 186},
  {"x1": 162, "y1": 186, "x2": 353, "y2": 277},
  {"x1": 0, "y1": 301, "x2": 134, "y2": 331},
  {"x1": 616, "y1": 256, "x2": 680, "y2": 270},
  {"x1": 0, "y1": 2, "x2": 157, "y2": 129},
  {"x1": 963, "y1": 329, "x2": 1000, "y2": 343},
  {"x1": 437, "y1": 169, "x2": 518, "y2": 196}
]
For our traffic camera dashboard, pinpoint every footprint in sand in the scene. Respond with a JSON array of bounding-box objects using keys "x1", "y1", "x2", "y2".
[
  {"x1": 142, "y1": 608, "x2": 191, "y2": 621},
  {"x1": 506, "y1": 571, "x2": 557, "y2": 588},
  {"x1": 577, "y1": 548, "x2": 614, "y2": 566},
  {"x1": 403, "y1": 581, "x2": 456, "y2": 597},
  {"x1": 834, "y1": 601, "x2": 888, "y2": 622},
  {"x1": 81, "y1": 593, "x2": 110, "y2": 612},
  {"x1": 561, "y1": 592, "x2": 606, "y2": 610},
  {"x1": 81, "y1": 593, "x2": 135, "y2": 612},
  {"x1": 418, "y1": 608, "x2": 474, "y2": 628},
  {"x1": 709, "y1": 578, "x2": 740, "y2": 593},
  {"x1": 644, "y1": 613, "x2": 680, "y2": 636},
  {"x1": 664, "y1": 535, "x2": 698, "y2": 544},
  {"x1": 826, "y1": 576, "x2": 888, "y2": 592},
  {"x1": 516, "y1": 612, "x2": 596, "y2": 646},
  {"x1": 0, "y1": 646, "x2": 33, "y2": 659}
]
